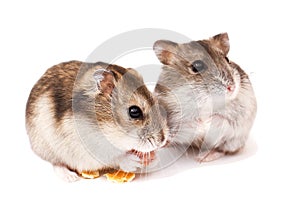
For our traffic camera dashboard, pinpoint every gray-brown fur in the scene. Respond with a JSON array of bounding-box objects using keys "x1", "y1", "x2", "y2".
[
  {"x1": 154, "y1": 33, "x2": 257, "y2": 160},
  {"x1": 25, "y1": 60, "x2": 167, "y2": 181}
]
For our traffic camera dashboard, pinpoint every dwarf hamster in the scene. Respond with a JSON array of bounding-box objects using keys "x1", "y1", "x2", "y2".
[
  {"x1": 26, "y1": 60, "x2": 167, "y2": 181},
  {"x1": 153, "y1": 33, "x2": 257, "y2": 161}
]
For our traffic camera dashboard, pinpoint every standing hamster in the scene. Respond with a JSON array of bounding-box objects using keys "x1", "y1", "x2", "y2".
[
  {"x1": 26, "y1": 60, "x2": 167, "y2": 181},
  {"x1": 153, "y1": 33, "x2": 257, "y2": 161}
]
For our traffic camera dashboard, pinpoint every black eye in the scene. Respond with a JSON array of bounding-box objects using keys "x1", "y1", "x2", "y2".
[
  {"x1": 128, "y1": 106, "x2": 143, "y2": 119},
  {"x1": 225, "y1": 57, "x2": 230, "y2": 63},
  {"x1": 191, "y1": 60, "x2": 207, "y2": 73}
]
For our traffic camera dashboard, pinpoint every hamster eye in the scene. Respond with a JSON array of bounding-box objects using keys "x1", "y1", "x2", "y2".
[
  {"x1": 225, "y1": 56, "x2": 230, "y2": 63},
  {"x1": 128, "y1": 106, "x2": 143, "y2": 119},
  {"x1": 191, "y1": 60, "x2": 207, "y2": 73}
]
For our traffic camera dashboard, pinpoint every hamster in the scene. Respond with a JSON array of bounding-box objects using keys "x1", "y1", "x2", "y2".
[
  {"x1": 25, "y1": 60, "x2": 167, "y2": 181},
  {"x1": 153, "y1": 33, "x2": 257, "y2": 161}
]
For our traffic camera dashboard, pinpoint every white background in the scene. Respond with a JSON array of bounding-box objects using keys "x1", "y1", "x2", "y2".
[{"x1": 1, "y1": 0, "x2": 299, "y2": 199}]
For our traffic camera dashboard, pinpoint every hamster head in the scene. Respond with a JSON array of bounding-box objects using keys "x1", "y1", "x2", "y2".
[
  {"x1": 153, "y1": 33, "x2": 247, "y2": 108},
  {"x1": 92, "y1": 65, "x2": 168, "y2": 153},
  {"x1": 153, "y1": 33, "x2": 257, "y2": 150}
]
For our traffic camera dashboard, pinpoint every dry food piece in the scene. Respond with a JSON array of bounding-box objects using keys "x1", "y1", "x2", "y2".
[
  {"x1": 104, "y1": 150, "x2": 155, "y2": 183},
  {"x1": 104, "y1": 170, "x2": 135, "y2": 183},
  {"x1": 80, "y1": 170, "x2": 100, "y2": 179},
  {"x1": 79, "y1": 150, "x2": 154, "y2": 182}
]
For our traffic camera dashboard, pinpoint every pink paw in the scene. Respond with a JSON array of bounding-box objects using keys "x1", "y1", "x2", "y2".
[{"x1": 196, "y1": 150, "x2": 225, "y2": 163}]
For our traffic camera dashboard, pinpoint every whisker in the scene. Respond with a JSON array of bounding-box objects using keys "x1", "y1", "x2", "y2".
[{"x1": 147, "y1": 138, "x2": 153, "y2": 147}]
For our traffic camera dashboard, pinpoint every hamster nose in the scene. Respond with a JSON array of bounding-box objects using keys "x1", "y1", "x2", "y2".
[
  {"x1": 226, "y1": 82, "x2": 239, "y2": 100},
  {"x1": 227, "y1": 84, "x2": 235, "y2": 93}
]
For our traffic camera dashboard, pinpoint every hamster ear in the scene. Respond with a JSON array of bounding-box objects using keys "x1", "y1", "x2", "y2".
[
  {"x1": 211, "y1": 33, "x2": 230, "y2": 56},
  {"x1": 93, "y1": 69, "x2": 115, "y2": 96},
  {"x1": 127, "y1": 68, "x2": 143, "y2": 80},
  {"x1": 153, "y1": 40, "x2": 178, "y2": 65}
]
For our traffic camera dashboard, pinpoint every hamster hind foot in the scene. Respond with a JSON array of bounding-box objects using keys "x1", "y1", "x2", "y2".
[
  {"x1": 53, "y1": 165, "x2": 80, "y2": 182},
  {"x1": 195, "y1": 150, "x2": 225, "y2": 163}
]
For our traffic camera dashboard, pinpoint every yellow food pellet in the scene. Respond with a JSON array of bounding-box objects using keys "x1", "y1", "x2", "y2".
[
  {"x1": 104, "y1": 171, "x2": 135, "y2": 183},
  {"x1": 80, "y1": 170, "x2": 100, "y2": 179}
]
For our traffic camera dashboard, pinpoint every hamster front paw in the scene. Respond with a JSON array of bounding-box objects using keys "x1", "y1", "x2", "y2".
[
  {"x1": 128, "y1": 150, "x2": 156, "y2": 166},
  {"x1": 119, "y1": 154, "x2": 143, "y2": 172},
  {"x1": 143, "y1": 153, "x2": 159, "y2": 169}
]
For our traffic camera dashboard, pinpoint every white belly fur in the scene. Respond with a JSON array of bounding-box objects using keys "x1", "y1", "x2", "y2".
[{"x1": 26, "y1": 93, "x2": 107, "y2": 171}]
